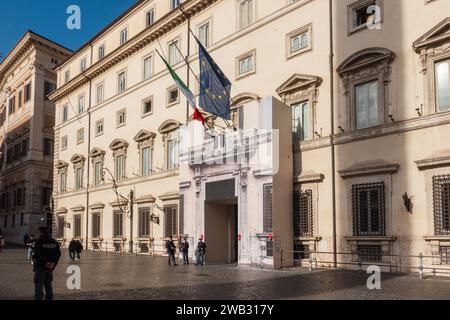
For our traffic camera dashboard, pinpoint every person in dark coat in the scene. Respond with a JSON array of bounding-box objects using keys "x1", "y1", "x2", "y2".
[
  {"x1": 165, "y1": 236, "x2": 177, "y2": 266},
  {"x1": 24, "y1": 234, "x2": 29, "y2": 246},
  {"x1": 26, "y1": 235, "x2": 36, "y2": 262},
  {"x1": 180, "y1": 238, "x2": 189, "y2": 265},
  {"x1": 32, "y1": 227, "x2": 61, "y2": 300},
  {"x1": 75, "y1": 239, "x2": 83, "y2": 261},
  {"x1": 0, "y1": 234, "x2": 5, "y2": 253},
  {"x1": 196, "y1": 238, "x2": 207, "y2": 266},
  {"x1": 68, "y1": 238, "x2": 77, "y2": 261}
]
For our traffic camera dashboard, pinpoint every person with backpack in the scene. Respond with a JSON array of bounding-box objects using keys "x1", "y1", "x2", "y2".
[{"x1": 68, "y1": 238, "x2": 77, "y2": 261}]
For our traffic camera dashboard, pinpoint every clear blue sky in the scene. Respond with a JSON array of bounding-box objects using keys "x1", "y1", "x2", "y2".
[{"x1": 0, "y1": 0, "x2": 138, "y2": 60}]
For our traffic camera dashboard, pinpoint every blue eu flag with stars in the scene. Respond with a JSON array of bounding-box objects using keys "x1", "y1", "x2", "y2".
[{"x1": 197, "y1": 37, "x2": 232, "y2": 120}]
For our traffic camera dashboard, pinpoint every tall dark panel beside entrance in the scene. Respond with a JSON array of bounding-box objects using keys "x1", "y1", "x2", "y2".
[{"x1": 204, "y1": 179, "x2": 238, "y2": 264}]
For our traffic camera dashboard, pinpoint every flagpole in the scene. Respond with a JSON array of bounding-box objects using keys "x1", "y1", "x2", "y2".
[{"x1": 185, "y1": 11, "x2": 191, "y2": 124}]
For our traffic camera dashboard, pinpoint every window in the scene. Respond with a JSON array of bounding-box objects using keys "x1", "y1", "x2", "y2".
[
  {"x1": 42, "y1": 187, "x2": 52, "y2": 208},
  {"x1": 14, "y1": 143, "x2": 20, "y2": 161},
  {"x1": 294, "y1": 189, "x2": 313, "y2": 237},
  {"x1": 57, "y1": 216, "x2": 65, "y2": 238},
  {"x1": 60, "y1": 172, "x2": 67, "y2": 193},
  {"x1": 168, "y1": 40, "x2": 180, "y2": 65},
  {"x1": 146, "y1": 8, "x2": 155, "y2": 27},
  {"x1": 441, "y1": 246, "x2": 450, "y2": 265},
  {"x1": 357, "y1": 244, "x2": 382, "y2": 263},
  {"x1": 355, "y1": 80, "x2": 379, "y2": 129},
  {"x1": 198, "y1": 21, "x2": 210, "y2": 47},
  {"x1": 18, "y1": 90, "x2": 23, "y2": 108},
  {"x1": 287, "y1": 24, "x2": 312, "y2": 59},
  {"x1": 21, "y1": 138, "x2": 29, "y2": 157},
  {"x1": 118, "y1": 71, "x2": 127, "y2": 93},
  {"x1": 115, "y1": 155, "x2": 126, "y2": 181},
  {"x1": 432, "y1": 175, "x2": 450, "y2": 235},
  {"x1": 139, "y1": 208, "x2": 151, "y2": 237},
  {"x1": 167, "y1": 86, "x2": 179, "y2": 106},
  {"x1": 94, "y1": 161, "x2": 103, "y2": 187},
  {"x1": 237, "y1": 50, "x2": 256, "y2": 78},
  {"x1": 77, "y1": 128, "x2": 85, "y2": 144},
  {"x1": 80, "y1": 58, "x2": 87, "y2": 72},
  {"x1": 167, "y1": 138, "x2": 179, "y2": 170},
  {"x1": 142, "y1": 147, "x2": 152, "y2": 175},
  {"x1": 24, "y1": 82, "x2": 31, "y2": 102},
  {"x1": 164, "y1": 205, "x2": 178, "y2": 237},
  {"x1": 44, "y1": 82, "x2": 56, "y2": 98},
  {"x1": 96, "y1": 83, "x2": 104, "y2": 104},
  {"x1": 292, "y1": 101, "x2": 310, "y2": 141},
  {"x1": 348, "y1": 0, "x2": 382, "y2": 34},
  {"x1": 263, "y1": 184, "x2": 273, "y2": 233},
  {"x1": 143, "y1": 55, "x2": 153, "y2": 80},
  {"x1": 120, "y1": 27, "x2": 128, "y2": 45},
  {"x1": 74, "y1": 214, "x2": 82, "y2": 238},
  {"x1": 142, "y1": 97, "x2": 153, "y2": 116},
  {"x1": 113, "y1": 211, "x2": 124, "y2": 238},
  {"x1": 238, "y1": 0, "x2": 254, "y2": 29},
  {"x1": 170, "y1": 0, "x2": 181, "y2": 10},
  {"x1": 43, "y1": 138, "x2": 53, "y2": 156},
  {"x1": 435, "y1": 59, "x2": 450, "y2": 112},
  {"x1": 92, "y1": 212, "x2": 101, "y2": 238},
  {"x1": 62, "y1": 104, "x2": 69, "y2": 122},
  {"x1": 116, "y1": 109, "x2": 126, "y2": 127},
  {"x1": 20, "y1": 213, "x2": 24, "y2": 227},
  {"x1": 61, "y1": 136, "x2": 68, "y2": 151},
  {"x1": 8, "y1": 96, "x2": 15, "y2": 114},
  {"x1": 64, "y1": 70, "x2": 71, "y2": 84},
  {"x1": 3, "y1": 216, "x2": 7, "y2": 228},
  {"x1": 98, "y1": 44, "x2": 105, "y2": 60},
  {"x1": 95, "y1": 119, "x2": 104, "y2": 136},
  {"x1": 75, "y1": 167, "x2": 84, "y2": 190},
  {"x1": 78, "y1": 95, "x2": 85, "y2": 114},
  {"x1": 352, "y1": 182, "x2": 385, "y2": 236}
]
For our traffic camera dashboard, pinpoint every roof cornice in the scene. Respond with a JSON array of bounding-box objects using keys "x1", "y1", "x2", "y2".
[{"x1": 49, "y1": 0, "x2": 218, "y2": 103}]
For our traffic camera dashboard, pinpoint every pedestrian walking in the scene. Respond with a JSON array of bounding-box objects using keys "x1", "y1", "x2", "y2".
[
  {"x1": 26, "y1": 234, "x2": 36, "y2": 262},
  {"x1": 196, "y1": 238, "x2": 207, "y2": 266},
  {"x1": 32, "y1": 226, "x2": 61, "y2": 301},
  {"x1": 24, "y1": 233, "x2": 29, "y2": 246},
  {"x1": 75, "y1": 239, "x2": 83, "y2": 261},
  {"x1": 180, "y1": 238, "x2": 189, "y2": 265},
  {"x1": 165, "y1": 236, "x2": 177, "y2": 266},
  {"x1": 0, "y1": 234, "x2": 5, "y2": 253},
  {"x1": 68, "y1": 238, "x2": 77, "y2": 261}
]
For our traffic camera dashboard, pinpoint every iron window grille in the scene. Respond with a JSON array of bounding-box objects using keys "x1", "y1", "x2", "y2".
[
  {"x1": 356, "y1": 244, "x2": 382, "y2": 263},
  {"x1": 263, "y1": 184, "x2": 273, "y2": 233},
  {"x1": 352, "y1": 182, "x2": 386, "y2": 236},
  {"x1": 432, "y1": 175, "x2": 450, "y2": 235},
  {"x1": 294, "y1": 243, "x2": 310, "y2": 260},
  {"x1": 440, "y1": 246, "x2": 450, "y2": 265},
  {"x1": 266, "y1": 241, "x2": 273, "y2": 257},
  {"x1": 294, "y1": 189, "x2": 313, "y2": 237}
]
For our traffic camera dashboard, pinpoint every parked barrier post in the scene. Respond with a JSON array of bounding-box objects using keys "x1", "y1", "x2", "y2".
[{"x1": 419, "y1": 253, "x2": 424, "y2": 279}]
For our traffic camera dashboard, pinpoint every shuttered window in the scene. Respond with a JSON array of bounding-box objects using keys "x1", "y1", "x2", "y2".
[
  {"x1": 179, "y1": 195, "x2": 184, "y2": 235},
  {"x1": 74, "y1": 214, "x2": 81, "y2": 238},
  {"x1": 113, "y1": 211, "x2": 124, "y2": 238},
  {"x1": 92, "y1": 213, "x2": 101, "y2": 238},
  {"x1": 164, "y1": 205, "x2": 178, "y2": 238},
  {"x1": 139, "y1": 208, "x2": 150, "y2": 237}
]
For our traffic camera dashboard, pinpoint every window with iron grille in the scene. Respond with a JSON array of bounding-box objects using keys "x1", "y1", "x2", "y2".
[
  {"x1": 139, "y1": 208, "x2": 150, "y2": 237},
  {"x1": 294, "y1": 190, "x2": 313, "y2": 237},
  {"x1": 294, "y1": 243, "x2": 310, "y2": 260},
  {"x1": 92, "y1": 213, "x2": 101, "y2": 238},
  {"x1": 352, "y1": 182, "x2": 385, "y2": 236},
  {"x1": 164, "y1": 205, "x2": 178, "y2": 238},
  {"x1": 357, "y1": 245, "x2": 382, "y2": 263},
  {"x1": 432, "y1": 175, "x2": 450, "y2": 235},
  {"x1": 440, "y1": 246, "x2": 450, "y2": 265},
  {"x1": 113, "y1": 211, "x2": 123, "y2": 238},
  {"x1": 263, "y1": 184, "x2": 273, "y2": 233},
  {"x1": 266, "y1": 241, "x2": 273, "y2": 257},
  {"x1": 179, "y1": 195, "x2": 184, "y2": 235},
  {"x1": 74, "y1": 214, "x2": 81, "y2": 238}
]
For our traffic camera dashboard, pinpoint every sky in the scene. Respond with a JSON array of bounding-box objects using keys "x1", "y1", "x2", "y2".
[{"x1": 0, "y1": 0, "x2": 138, "y2": 61}]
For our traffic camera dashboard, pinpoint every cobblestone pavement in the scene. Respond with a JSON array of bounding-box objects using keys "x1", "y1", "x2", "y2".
[{"x1": 1, "y1": 246, "x2": 450, "y2": 300}]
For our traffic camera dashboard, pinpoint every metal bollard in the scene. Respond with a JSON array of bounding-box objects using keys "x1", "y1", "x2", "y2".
[{"x1": 419, "y1": 253, "x2": 424, "y2": 280}]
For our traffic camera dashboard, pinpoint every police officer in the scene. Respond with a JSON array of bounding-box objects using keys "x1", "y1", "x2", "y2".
[
  {"x1": 196, "y1": 238, "x2": 207, "y2": 266},
  {"x1": 32, "y1": 226, "x2": 61, "y2": 300},
  {"x1": 180, "y1": 238, "x2": 189, "y2": 265}
]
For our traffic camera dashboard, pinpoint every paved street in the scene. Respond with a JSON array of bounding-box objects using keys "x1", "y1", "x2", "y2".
[{"x1": 0, "y1": 246, "x2": 450, "y2": 300}]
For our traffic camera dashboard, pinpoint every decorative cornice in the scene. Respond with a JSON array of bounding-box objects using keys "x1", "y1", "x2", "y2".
[
  {"x1": 135, "y1": 195, "x2": 156, "y2": 204},
  {"x1": 294, "y1": 172, "x2": 324, "y2": 184},
  {"x1": 70, "y1": 206, "x2": 86, "y2": 212},
  {"x1": 89, "y1": 202, "x2": 105, "y2": 210},
  {"x1": 159, "y1": 191, "x2": 180, "y2": 201},
  {"x1": 49, "y1": 0, "x2": 218, "y2": 102},
  {"x1": 339, "y1": 160, "x2": 399, "y2": 179},
  {"x1": 413, "y1": 17, "x2": 450, "y2": 53},
  {"x1": 54, "y1": 207, "x2": 68, "y2": 214},
  {"x1": 415, "y1": 151, "x2": 450, "y2": 171}
]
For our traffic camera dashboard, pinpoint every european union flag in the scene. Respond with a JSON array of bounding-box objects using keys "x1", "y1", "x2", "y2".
[{"x1": 197, "y1": 37, "x2": 232, "y2": 120}]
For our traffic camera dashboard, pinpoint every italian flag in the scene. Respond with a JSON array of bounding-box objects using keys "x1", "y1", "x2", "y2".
[{"x1": 157, "y1": 50, "x2": 205, "y2": 125}]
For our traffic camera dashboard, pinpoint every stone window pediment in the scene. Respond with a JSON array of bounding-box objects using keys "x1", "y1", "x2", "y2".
[
  {"x1": 89, "y1": 147, "x2": 106, "y2": 159},
  {"x1": 413, "y1": 18, "x2": 450, "y2": 54},
  {"x1": 70, "y1": 154, "x2": 85, "y2": 165},
  {"x1": 158, "y1": 119, "x2": 181, "y2": 135},
  {"x1": 109, "y1": 139, "x2": 129, "y2": 152},
  {"x1": 276, "y1": 74, "x2": 323, "y2": 102},
  {"x1": 231, "y1": 92, "x2": 261, "y2": 107},
  {"x1": 337, "y1": 47, "x2": 395, "y2": 76},
  {"x1": 134, "y1": 129, "x2": 156, "y2": 144},
  {"x1": 56, "y1": 160, "x2": 69, "y2": 170}
]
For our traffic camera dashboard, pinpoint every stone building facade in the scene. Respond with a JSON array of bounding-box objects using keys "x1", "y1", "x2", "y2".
[
  {"x1": 49, "y1": 0, "x2": 450, "y2": 270},
  {"x1": 0, "y1": 31, "x2": 71, "y2": 243}
]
